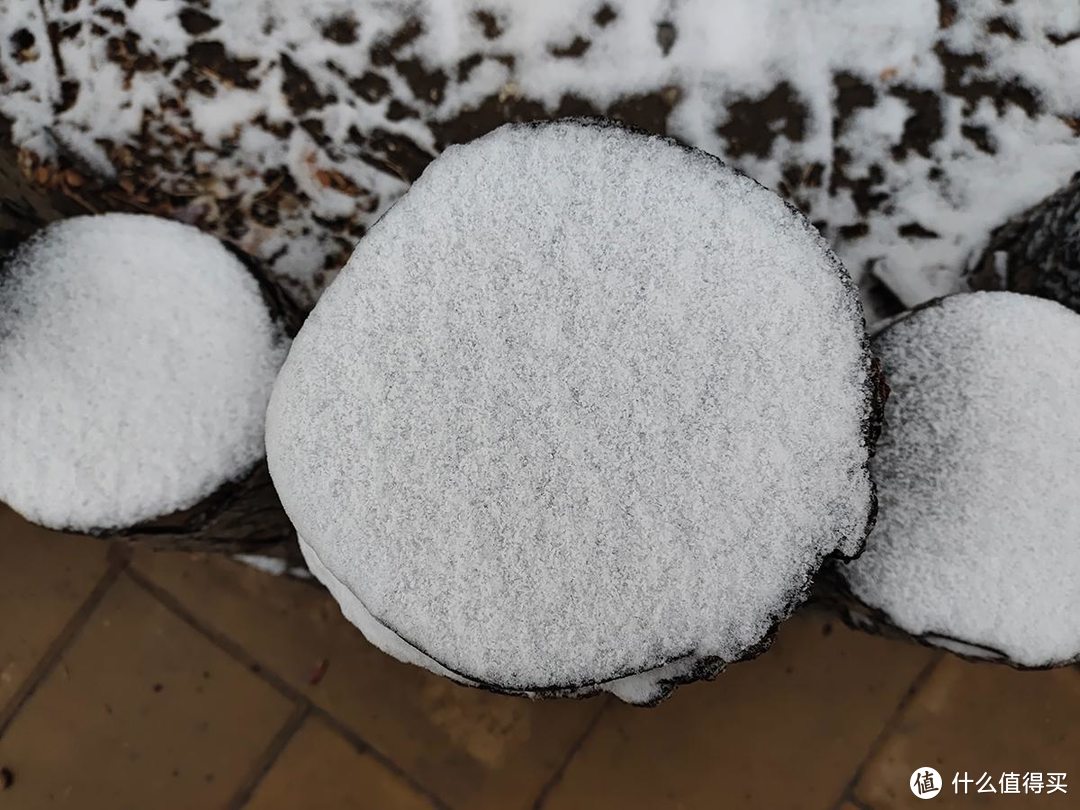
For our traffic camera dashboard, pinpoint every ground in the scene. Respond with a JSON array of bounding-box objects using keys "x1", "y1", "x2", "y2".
[
  {"x1": 2, "y1": 504, "x2": 1077, "y2": 809},
  {"x1": 2, "y1": 0, "x2": 1079, "y2": 313}
]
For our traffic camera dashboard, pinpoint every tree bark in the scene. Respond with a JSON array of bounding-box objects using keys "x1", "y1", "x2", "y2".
[
  {"x1": 968, "y1": 172, "x2": 1080, "y2": 310},
  {"x1": 0, "y1": 143, "x2": 89, "y2": 251},
  {"x1": 109, "y1": 463, "x2": 302, "y2": 564}
]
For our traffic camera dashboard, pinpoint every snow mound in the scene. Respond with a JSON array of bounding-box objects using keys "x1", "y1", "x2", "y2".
[
  {"x1": 0, "y1": 214, "x2": 289, "y2": 531},
  {"x1": 267, "y1": 120, "x2": 877, "y2": 692},
  {"x1": 842, "y1": 291, "x2": 1080, "y2": 667}
]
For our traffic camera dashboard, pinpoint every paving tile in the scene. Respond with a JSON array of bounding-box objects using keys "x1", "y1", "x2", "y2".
[
  {"x1": 541, "y1": 608, "x2": 935, "y2": 810},
  {"x1": 133, "y1": 549, "x2": 607, "y2": 810},
  {"x1": 854, "y1": 656, "x2": 1080, "y2": 809},
  {"x1": 244, "y1": 717, "x2": 436, "y2": 810},
  {"x1": 0, "y1": 506, "x2": 109, "y2": 709},
  {"x1": 0, "y1": 575, "x2": 294, "y2": 809}
]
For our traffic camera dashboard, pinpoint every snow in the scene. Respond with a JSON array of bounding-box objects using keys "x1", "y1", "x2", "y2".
[
  {"x1": 233, "y1": 554, "x2": 289, "y2": 577},
  {"x1": 2, "y1": 1, "x2": 1078, "y2": 308},
  {"x1": 301, "y1": 528, "x2": 711, "y2": 703},
  {"x1": 841, "y1": 292, "x2": 1080, "y2": 667},
  {"x1": 266, "y1": 120, "x2": 876, "y2": 692},
  {"x1": 297, "y1": 533, "x2": 472, "y2": 685},
  {"x1": 0, "y1": 214, "x2": 289, "y2": 531},
  {"x1": 602, "y1": 656, "x2": 709, "y2": 705},
  {"x1": 234, "y1": 553, "x2": 313, "y2": 580}
]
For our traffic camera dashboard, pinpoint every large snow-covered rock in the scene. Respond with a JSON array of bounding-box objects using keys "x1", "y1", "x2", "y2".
[
  {"x1": 840, "y1": 292, "x2": 1080, "y2": 668},
  {"x1": 0, "y1": 213, "x2": 289, "y2": 532},
  {"x1": 267, "y1": 120, "x2": 879, "y2": 701}
]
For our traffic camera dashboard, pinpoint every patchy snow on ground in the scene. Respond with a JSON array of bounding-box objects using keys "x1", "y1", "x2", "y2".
[{"x1": 1, "y1": 0, "x2": 1078, "y2": 310}]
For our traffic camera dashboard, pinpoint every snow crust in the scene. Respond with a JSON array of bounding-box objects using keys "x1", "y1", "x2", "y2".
[
  {"x1": 842, "y1": 292, "x2": 1080, "y2": 667},
  {"x1": 3, "y1": 1, "x2": 1078, "y2": 308},
  {"x1": 267, "y1": 120, "x2": 875, "y2": 691},
  {"x1": 0, "y1": 214, "x2": 288, "y2": 531}
]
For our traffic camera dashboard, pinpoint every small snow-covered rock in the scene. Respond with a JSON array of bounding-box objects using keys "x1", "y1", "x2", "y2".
[
  {"x1": 267, "y1": 119, "x2": 878, "y2": 697},
  {"x1": 841, "y1": 291, "x2": 1080, "y2": 668},
  {"x1": 0, "y1": 213, "x2": 289, "y2": 531}
]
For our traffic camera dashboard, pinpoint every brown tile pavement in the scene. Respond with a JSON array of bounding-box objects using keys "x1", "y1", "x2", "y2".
[
  {"x1": 0, "y1": 506, "x2": 109, "y2": 712},
  {"x1": 853, "y1": 656, "x2": 1080, "y2": 809},
  {"x1": 537, "y1": 609, "x2": 938, "y2": 810},
  {"x1": 131, "y1": 548, "x2": 607, "y2": 810},
  {"x1": 244, "y1": 716, "x2": 437, "y2": 810},
  {"x1": 2, "y1": 503, "x2": 1077, "y2": 810},
  {"x1": 0, "y1": 574, "x2": 294, "y2": 809}
]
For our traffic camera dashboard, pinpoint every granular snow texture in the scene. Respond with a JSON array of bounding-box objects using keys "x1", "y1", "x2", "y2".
[
  {"x1": 2, "y1": 0, "x2": 1077, "y2": 310},
  {"x1": 842, "y1": 292, "x2": 1080, "y2": 667},
  {"x1": 0, "y1": 213, "x2": 289, "y2": 531},
  {"x1": 267, "y1": 120, "x2": 877, "y2": 692},
  {"x1": 301, "y1": 523, "x2": 708, "y2": 703}
]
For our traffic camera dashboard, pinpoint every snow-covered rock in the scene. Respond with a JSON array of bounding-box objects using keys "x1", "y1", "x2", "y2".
[
  {"x1": 0, "y1": 214, "x2": 289, "y2": 531},
  {"x1": 841, "y1": 291, "x2": 1080, "y2": 668},
  {"x1": 267, "y1": 120, "x2": 879, "y2": 700}
]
